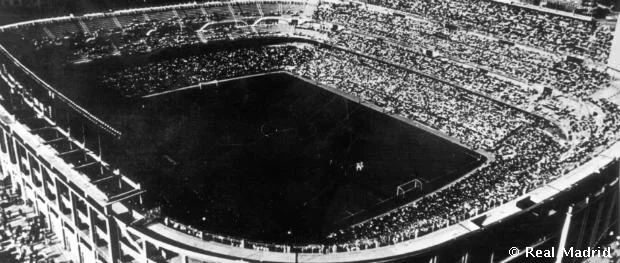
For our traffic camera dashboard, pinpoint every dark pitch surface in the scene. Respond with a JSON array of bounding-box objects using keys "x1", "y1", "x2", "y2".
[
  {"x1": 96, "y1": 73, "x2": 482, "y2": 242},
  {"x1": 39, "y1": 55, "x2": 483, "y2": 242}
]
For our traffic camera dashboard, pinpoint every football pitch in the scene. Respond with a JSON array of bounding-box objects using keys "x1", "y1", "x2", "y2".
[{"x1": 46, "y1": 66, "x2": 484, "y2": 243}]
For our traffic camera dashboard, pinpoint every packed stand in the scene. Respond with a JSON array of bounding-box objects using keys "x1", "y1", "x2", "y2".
[
  {"x1": 0, "y1": 0, "x2": 619, "y2": 255},
  {"x1": 318, "y1": 4, "x2": 612, "y2": 98},
  {"x1": 87, "y1": 39, "x2": 620, "y2": 252},
  {"x1": 292, "y1": 47, "x2": 533, "y2": 151},
  {"x1": 363, "y1": 0, "x2": 614, "y2": 62},
  {"x1": 100, "y1": 45, "x2": 315, "y2": 97}
]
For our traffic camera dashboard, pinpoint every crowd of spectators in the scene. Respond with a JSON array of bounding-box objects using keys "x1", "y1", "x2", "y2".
[
  {"x1": 291, "y1": 46, "x2": 619, "y2": 250},
  {"x1": 94, "y1": 39, "x2": 620, "y2": 255},
  {"x1": 0, "y1": 0, "x2": 619, "y2": 256},
  {"x1": 324, "y1": 29, "x2": 617, "y2": 144},
  {"x1": 103, "y1": 41, "x2": 620, "y2": 252},
  {"x1": 102, "y1": 42, "x2": 536, "y2": 150},
  {"x1": 328, "y1": 31, "x2": 535, "y2": 107},
  {"x1": 292, "y1": 48, "x2": 533, "y2": 151},
  {"x1": 324, "y1": 126, "x2": 563, "y2": 250},
  {"x1": 361, "y1": 0, "x2": 614, "y2": 62},
  {"x1": 100, "y1": 45, "x2": 315, "y2": 97},
  {"x1": 318, "y1": 4, "x2": 612, "y2": 98}
]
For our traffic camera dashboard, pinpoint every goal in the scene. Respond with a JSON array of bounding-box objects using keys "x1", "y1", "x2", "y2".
[{"x1": 396, "y1": 178, "x2": 424, "y2": 197}]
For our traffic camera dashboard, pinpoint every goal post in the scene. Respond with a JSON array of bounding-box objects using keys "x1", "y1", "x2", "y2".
[{"x1": 396, "y1": 178, "x2": 423, "y2": 197}]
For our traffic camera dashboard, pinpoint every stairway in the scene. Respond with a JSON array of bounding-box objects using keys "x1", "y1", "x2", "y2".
[
  {"x1": 42, "y1": 26, "x2": 55, "y2": 39},
  {"x1": 112, "y1": 17, "x2": 123, "y2": 28},
  {"x1": 78, "y1": 20, "x2": 91, "y2": 35}
]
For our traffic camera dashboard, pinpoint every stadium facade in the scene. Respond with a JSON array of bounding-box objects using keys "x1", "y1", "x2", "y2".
[{"x1": 0, "y1": 1, "x2": 618, "y2": 263}]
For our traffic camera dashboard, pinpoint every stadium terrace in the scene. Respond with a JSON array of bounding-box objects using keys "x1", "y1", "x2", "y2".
[{"x1": 0, "y1": 0, "x2": 619, "y2": 262}]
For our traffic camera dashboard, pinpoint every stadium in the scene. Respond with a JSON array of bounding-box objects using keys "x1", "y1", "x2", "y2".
[{"x1": 0, "y1": 0, "x2": 619, "y2": 262}]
